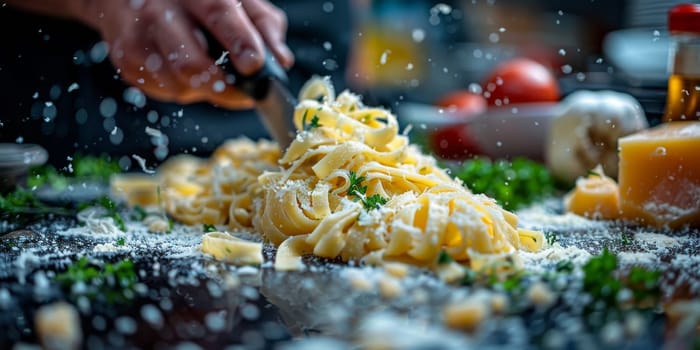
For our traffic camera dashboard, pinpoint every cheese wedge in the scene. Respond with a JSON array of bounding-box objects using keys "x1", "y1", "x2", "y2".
[
  {"x1": 565, "y1": 165, "x2": 621, "y2": 220},
  {"x1": 618, "y1": 121, "x2": 700, "y2": 228}
]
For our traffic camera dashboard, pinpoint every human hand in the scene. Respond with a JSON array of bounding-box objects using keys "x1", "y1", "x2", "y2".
[{"x1": 77, "y1": 0, "x2": 294, "y2": 109}]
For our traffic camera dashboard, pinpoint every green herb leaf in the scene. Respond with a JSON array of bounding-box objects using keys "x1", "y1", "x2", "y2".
[
  {"x1": 587, "y1": 170, "x2": 600, "y2": 177},
  {"x1": 363, "y1": 194, "x2": 388, "y2": 211},
  {"x1": 27, "y1": 154, "x2": 120, "y2": 190},
  {"x1": 582, "y1": 247, "x2": 622, "y2": 308},
  {"x1": 203, "y1": 224, "x2": 217, "y2": 233},
  {"x1": 0, "y1": 188, "x2": 71, "y2": 216},
  {"x1": 620, "y1": 234, "x2": 632, "y2": 246},
  {"x1": 555, "y1": 260, "x2": 574, "y2": 273},
  {"x1": 55, "y1": 257, "x2": 137, "y2": 304},
  {"x1": 452, "y1": 157, "x2": 555, "y2": 211},
  {"x1": 581, "y1": 247, "x2": 661, "y2": 315},
  {"x1": 98, "y1": 196, "x2": 117, "y2": 212},
  {"x1": 131, "y1": 205, "x2": 147, "y2": 221},
  {"x1": 545, "y1": 232, "x2": 557, "y2": 246},
  {"x1": 437, "y1": 250, "x2": 454, "y2": 264},
  {"x1": 116, "y1": 237, "x2": 125, "y2": 246},
  {"x1": 347, "y1": 171, "x2": 367, "y2": 199},
  {"x1": 347, "y1": 171, "x2": 387, "y2": 211},
  {"x1": 302, "y1": 110, "x2": 322, "y2": 131},
  {"x1": 72, "y1": 154, "x2": 121, "y2": 180},
  {"x1": 460, "y1": 268, "x2": 477, "y2": 285}
]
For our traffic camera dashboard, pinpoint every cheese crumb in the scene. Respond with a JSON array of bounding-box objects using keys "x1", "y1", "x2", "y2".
[
  {"x1": 34, "y1": 302, "x2": 82, "y2": 350},
  {"x1": 383, "y1": 262, "x2": 409, "y2": 279},
  {"x1": 527, "y1": 281, "x2": 555, "y2": 308},
  {"x1": 435, "y1": 262, "x2": 467, "y2": 283},
  {"x1": 378, "y1": 277, "x2": 402, "y2": 299},
  {"x1": 490, "y1": 293, "x2": 509, "y2": 314},
  {"x1": 443, "y1": 297, "x2": 489, "y2": 331},
  {"x1": 144, "y1": 215, "x2": 170, "y2": 233},
  {"x1": 346, "y1": 270, "x2": 374, "y2": 292}
]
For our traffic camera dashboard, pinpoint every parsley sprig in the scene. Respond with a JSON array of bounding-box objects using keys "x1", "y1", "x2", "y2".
[
  {"x1": 363, "y1": 194, "x2": 388, "y2": 211},
  {"x1": 302, "y1": 110, "x2": 322, "y2": 131},
  {"x1": 0, "y1": 188, "x2": 71, "y2": 216},
  {"x1": 452, "y1": 157, "x2": 555, "y2": 211},
  {"x1": 545, "y1": 232, "x2": 557, "y2": 246},
  {"x1": 582, "y1": 247, "x2": 661, "y2": 310},
  {"x1": 437, "y1": 250, "x2": 454, "y2": 264},
  {"x1": 347, "y1": 171, "x2": 388, "y2": 211},
  {"x1": 131, "y1": 205, "x2": 148, "y2": 221},
  {"x1": 1, "y1": 154, "x2": 122, "y2": 219},
  {"x1": 28, "y1": 154, "x2": 120, "y2": 189},
  {"x1": 55, "y1": 257, "x2": 138, "y2": 304},
  {"x1": 347, "y1": 171, "x2": 367, "y2": 198}
]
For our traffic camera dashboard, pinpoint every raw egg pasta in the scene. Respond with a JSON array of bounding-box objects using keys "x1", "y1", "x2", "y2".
[{"x1": 124, "y1": 77, "x2": 543, "y2": 269}]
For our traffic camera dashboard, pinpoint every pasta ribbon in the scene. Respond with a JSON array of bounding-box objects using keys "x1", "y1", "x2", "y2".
[{"x1": 201, "y1": 232, "x2": 263, "y2": 265}]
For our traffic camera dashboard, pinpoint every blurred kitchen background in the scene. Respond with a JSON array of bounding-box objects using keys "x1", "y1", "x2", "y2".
[{"x1": 0, "y1": 0, "x2": 688, "y2": 168}]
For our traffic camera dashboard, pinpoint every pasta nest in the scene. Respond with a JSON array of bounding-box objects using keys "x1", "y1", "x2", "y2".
[{"x1": 156, "y1": 77, "x2": 543, "y2": 269}]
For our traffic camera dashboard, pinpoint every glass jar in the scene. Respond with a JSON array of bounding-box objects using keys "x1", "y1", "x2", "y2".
[{"x1": 664, "y1": 3, "x2": 700, "y2": 121}]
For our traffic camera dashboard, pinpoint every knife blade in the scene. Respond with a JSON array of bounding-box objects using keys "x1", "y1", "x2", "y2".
[{"x1": 205, "y1": 33, "x2": 297, "y2": 150}]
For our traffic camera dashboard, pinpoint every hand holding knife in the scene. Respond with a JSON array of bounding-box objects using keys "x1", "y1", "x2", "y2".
[{"x1": 204, "y1": 32, "x2": 298, "y2": 150}]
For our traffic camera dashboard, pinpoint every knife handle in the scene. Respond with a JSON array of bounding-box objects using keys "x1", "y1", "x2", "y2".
[{"x1": 204, "y1": 31, "x2": 289, "y2": 101}]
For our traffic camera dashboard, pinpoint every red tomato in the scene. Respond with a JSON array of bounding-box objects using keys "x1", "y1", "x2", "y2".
[
  {"x1": 482, "y1": 58, "x2": 560, "y2": 106},
  {"x1": 436, "y1": 91, "x2": 487, "y2": 113},
  {"x1": 430, "y1": 91, "x2": 486, "y2": 160}
]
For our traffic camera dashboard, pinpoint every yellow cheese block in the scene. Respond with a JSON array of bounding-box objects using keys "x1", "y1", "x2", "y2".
[{"x1": 618, "y1": 121, "x2": 700, "y2": 228}]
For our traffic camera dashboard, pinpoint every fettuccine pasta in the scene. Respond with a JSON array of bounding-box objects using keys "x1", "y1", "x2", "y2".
[{"x1": 115, "y1": 77, "x2": 543, "y2": 270}]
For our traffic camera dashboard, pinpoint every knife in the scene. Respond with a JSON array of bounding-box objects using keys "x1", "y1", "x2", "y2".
[{"x1": 205, "y1": 33, "x2": 297, "y2": 150}]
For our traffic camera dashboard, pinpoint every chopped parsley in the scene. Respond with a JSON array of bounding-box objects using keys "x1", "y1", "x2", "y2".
[
  {"x1": 460, "y1": 268, "x2": 477, "y2": 285},
  {"x1": 347, "y1": 171, "x2": 388, "y2": 211},
  {"x1": 587, "y1": 170, "x2": 601, "y2": 177},
  {"x1": 361, "y1": 114, "x2": 372, "y2": 124},
  {"x1": 116, "y1": 237, "x2": 125, "y2": 246},
  {"x1": 347, "y1": 171, "x2": 367, "y2": 199},
  {"x1": 55, "y1": 257, "x2": 137, "y2": 304},
  {"x1": 582, "y1": 247, "x2": 661, "y2": 310},
  {"x1": 452, "y1": 157, "x2": 555, "y2": 211},
  {"x1": 28, "y1": 154, "x2": 120, "y2": 190},
  {"x1": 620, "y1": 234, "x2": 633, "y2": 246},
  {"x1": 131, "y1": 205, "x2": 147, "y2": 221},
  {"x1": 437, "y1": 250, "x2": 454, "y2": 264},
  {"x1": 582, "y1": 247, "x2": 621, "y2": 306},
  {"x1": 302, "y1": 110, "x2": 322, "y2": 131},
  {"x1": 545, "y1": 231, "x2": 557, "y2": 246},
  {"x1": 555, "y1": 260, "x2": 574, "y2": 273},
  {"x1": 363, "y1": 194, "x2": 388, "y2": 211},
  {"x1": 203, "y1": 224, "x2": 217, "y2": 233},
  {"x1": 0, "y1": 187, "x2": 70, "y2": 216}
]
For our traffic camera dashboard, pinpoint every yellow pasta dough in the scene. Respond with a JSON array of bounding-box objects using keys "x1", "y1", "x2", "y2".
[{"x1": 119, "y1": 77, "x2": 542, "y2": 269}]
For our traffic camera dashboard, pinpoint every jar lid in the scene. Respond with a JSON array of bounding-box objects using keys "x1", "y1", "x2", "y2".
[{"x1": 669, "y1": 3, "x2": 700, "y2": 33}]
